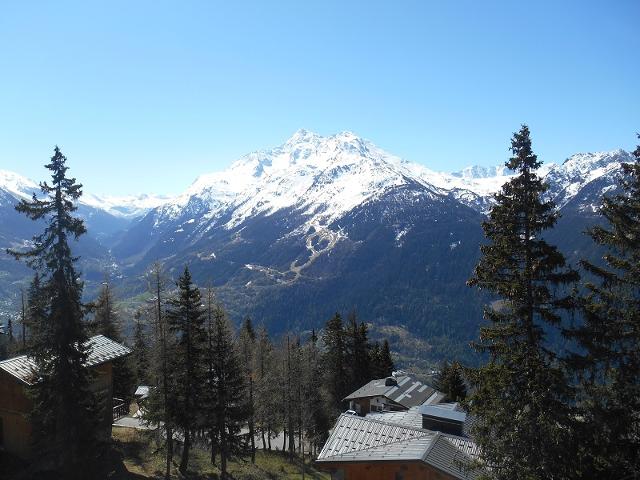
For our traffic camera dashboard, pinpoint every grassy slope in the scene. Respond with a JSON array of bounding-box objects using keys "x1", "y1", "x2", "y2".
[{"x1": 113, "y1": 427, "x2": 330, "y2": 480}]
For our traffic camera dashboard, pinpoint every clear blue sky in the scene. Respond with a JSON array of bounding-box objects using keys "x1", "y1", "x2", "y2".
[{"x1": 0, "y1": 1, "x2": 638, "y2": 196}]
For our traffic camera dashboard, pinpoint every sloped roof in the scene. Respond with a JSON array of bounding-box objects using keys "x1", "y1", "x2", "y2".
[
  {"x1": 366, "y1": 406, "x2": 424, "y2": 429},
  {"x1": 419, "y1": 402, "x2": 467, "y2": 423},
  {"x1": 343, "y1": 374, "x2": 435, "y2": 408},
  {"x1": 0, "y1": 335, "x2": 131, "y2": 385},
  {"x1": 318, "y1": 414, "x2": 480, "y2": 479}
]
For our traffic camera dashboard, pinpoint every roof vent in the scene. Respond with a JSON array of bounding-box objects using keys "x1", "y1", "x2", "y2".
[{"x1": 385, "y1": 377, "x2": 398, "y2": 386}]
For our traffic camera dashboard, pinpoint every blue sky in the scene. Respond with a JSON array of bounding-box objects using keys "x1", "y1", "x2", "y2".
[{"x1": 0, "y1": 1, "x2": 638, "y2": 196}]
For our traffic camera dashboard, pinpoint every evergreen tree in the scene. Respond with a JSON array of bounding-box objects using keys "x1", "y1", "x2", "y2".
[
  {"x1": 369, "y1": 342, "x2": 382, "y2": 378},
  {"x1": 467, "y1": 126, "x2": 579, "y2": 480},
  {"x1": 25, "y1": 273, "x2": 46, "y2": 352},
  {"x1": 238, "y1": 316, "x2": 257, "y2": 463},
  {"x1": 322, "y1": 313, "x2": 348, "y2": 412},
  {"x1": 209, "y1": 303, "x2": 249, "y2": 479},
  {"x1": 433, "y1": 361, "x2": 467, "y2": 402},
  {"x1": 566, "y1": 134, "x2": 640, "y2": 478},
  {"x1": 132, "y1": 309, "x2": 150, "y2": 385},
  {"x1": 302, "y1": 329, "x2": 330, "y2": 455},
  {"x1": 345, "y1": 311, "x2": 370, "y2": 393},
  {"x1": 91, "y1": 280, "x2": 135, "y2": 401},
  {"x1": 378, "y1": 340, "x2": 395, "y2": 377},
  {"x1": 165, "y1": 266, "x2": 207, "y2": 474},
  {"x1": 253, "y1": 325, "x2": 280, "y2": 451},
  {"x1": 8, "y1": 146, "x2": 99, "y2": 476}
]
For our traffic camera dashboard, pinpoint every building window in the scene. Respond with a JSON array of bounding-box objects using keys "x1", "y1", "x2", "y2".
[{"x1": 395, "y1": 471, "x2": 404, "y2": 480}]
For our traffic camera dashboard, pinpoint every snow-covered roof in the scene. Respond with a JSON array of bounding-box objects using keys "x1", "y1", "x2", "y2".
[{"x1": 0, "y1": 335, "x2": 131, "y2": 385}]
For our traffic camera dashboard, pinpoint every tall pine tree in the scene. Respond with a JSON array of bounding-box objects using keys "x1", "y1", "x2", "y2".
[
  {"x1": 91, "y1": 280, "x2": 135, "y2": 401},
  {"x1": 322, "y1": 313, "x2": 348, "y2": 412},
  {"x1": 467, "y1": 126, "x2": 579, "y2": 480},
  {"x1": 165, "y1": 267, "x2": 207, "y2": 474},
  {"x1": 209, "y1": 303, "x2": 249, "y2": 479},
  {"x1": 8, "y1": 147, "x2": 99, "y2": 476},
  {"x1": 566, "y1": 134, "x2": 640, "y2": 478}
]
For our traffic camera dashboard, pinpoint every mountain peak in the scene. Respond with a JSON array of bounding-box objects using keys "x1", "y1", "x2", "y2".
[{"x1": 285, "y1": 129, "x2": 322, "y2": 146}]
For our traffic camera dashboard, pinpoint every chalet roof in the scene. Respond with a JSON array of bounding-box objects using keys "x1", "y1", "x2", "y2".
[
  {"x1": 317, "y1": 414, "x2": 480, "y2": 479},
  {"x1": 0, "y1": 335, "x2": 131, "y2": 385},
  {"x1": 343, "y1": 373, "x2": 436, "y2": 408},
  {"x1": 419, "y1": 402, "x2": 468, "y2": 423},
  {"x1": 367, "y1": 406, "x2": 424, "y2": 429}
]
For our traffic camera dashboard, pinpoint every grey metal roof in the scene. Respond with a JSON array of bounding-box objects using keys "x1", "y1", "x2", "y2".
[
  {"x1": 419, "y1": 403, "x2": 468, "y2": 423},
  {"x1": 0, "y1": 335, "x2": 131, "y2": 385},
  {"x1": 343, "y1": 374, "x2": 436, "y2": 408},
  {"x1": 366, "y1": 406, "x2": 424, "y2": 429},
  {"x1": 317, "y1": 413, "x2": 481, "y2": 479}
]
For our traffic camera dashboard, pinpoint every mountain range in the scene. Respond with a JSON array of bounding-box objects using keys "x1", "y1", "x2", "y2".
[{"x1": 0, "y1": 131, "x2": 633, "y2": 363}]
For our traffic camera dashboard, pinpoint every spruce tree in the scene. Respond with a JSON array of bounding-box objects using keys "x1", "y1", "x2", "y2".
[
  {"x1": 132, "y1": 309, "x2": 150, "y2": 385},
  {"x1": 209, "y1": 303, "x2": 249, "y2": 479},
  {"x1": 302, "y1": 329, "x2": 330, "y2": 455},
  {"x1": 91, "y1": 280, "x2": 134, "y2": 401},
  {"x1": 378, "y1": 340, "x2": 395, "y2": 377},
  {"x1": 238, "y1": 316, "x2": 257, "y2": 463},
  {"x1": 8, "y1": 146, "x2": 99, "y2": 476},
  {"x1": 566, "y1": 134, "x2": 640, "y2": 478},
  {"x1": 433, "y1": 361, "x2": 467, "y2": 402},
  {"x1": 467, "y1": 125, "x2": 579, "y2": 480},
  {"x1": 322, "y1": 313, "x2": 348, "y2": 412},
  {"x1": 253, "y1": 325, "x2": 280, "y2": 451},
  {"x1": 165, "y1": 266, "x2": 207, "y2": 474},
  {"x1": 345, "y1": 311, "x2": 371, "y2": 393}
]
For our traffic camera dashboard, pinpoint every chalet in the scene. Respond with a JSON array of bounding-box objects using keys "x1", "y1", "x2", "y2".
[
  {"x1": 317, "y1": 413, "x2": 480, "y2": 480},
  {"x1": 344, "y1": 372, "x2": 444, "y2": 415},
  {"x1": 0, "y1": 335, "x2": 131, "y2": 458}
]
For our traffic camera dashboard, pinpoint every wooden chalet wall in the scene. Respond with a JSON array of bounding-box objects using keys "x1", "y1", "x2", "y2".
[
  {"x1": 320, "y1": 460, "x2": 459, "y2": 480},
  {"x1": 0, "y1": 369, "x2": 32, "y2": 458},
  {"x1": 0, "y1": 361, "x2": 115, "y2": 458}
]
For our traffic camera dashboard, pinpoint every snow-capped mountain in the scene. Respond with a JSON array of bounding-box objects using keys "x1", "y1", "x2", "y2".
[
  {"x1": 0, "y1": 132, "x2": 633, "y2": 362},
  {"x1": 82, "y1": 192, "x2": 171, "y2": 219}
]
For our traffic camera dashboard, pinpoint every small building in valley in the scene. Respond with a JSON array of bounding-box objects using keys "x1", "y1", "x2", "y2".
[
  {"x1": 0, "y1": 335, "x2": 131, "y2": 458},
  {"x1": 344, "y1": 373, "x2": 444, "y2": 415}
]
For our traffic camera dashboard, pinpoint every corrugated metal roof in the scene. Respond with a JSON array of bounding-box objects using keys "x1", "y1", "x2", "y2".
[
  {"x1": 366, "y1": 407, "x2": 424, "y2": 429},
  {"x1": 0, "y1": 335, "x2": 131, "y2": 385},
  {"x1": 318, "y1": 414, "x2": 481, "y2": 479},
  {"x1": 317, "y1": 414, "x2": 430, "y2": 461},
  {"x1": 419, "y1": 403, "x2": 468, "y2": 422},
  {"x1": 343, "y1": 374, "x2": 436, "y2": 408}
]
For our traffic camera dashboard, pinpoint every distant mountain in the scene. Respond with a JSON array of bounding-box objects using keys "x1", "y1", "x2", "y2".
[{"x1": 0, "y1": 135, "x2": 633, "y2": 363}]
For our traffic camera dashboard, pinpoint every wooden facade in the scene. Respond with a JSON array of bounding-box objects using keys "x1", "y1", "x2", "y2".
[
  {"x1": 0, "y1": 361, "x2": 116, "y2": 458},
  {"x1": 320, "y1": 460, "x2": 460, "y2": 480}
]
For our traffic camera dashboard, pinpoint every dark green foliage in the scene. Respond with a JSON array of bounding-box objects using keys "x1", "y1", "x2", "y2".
[
  {"x1": 90, "y1": 281, "x2": 135, "y2": 401},
  {"x1": 467, "y1": 126, "x2": 579, "y2": 480},
  {"x1": 302, "y1": 329, "x2": 330, "y2": 453},
  {"x1": 7, "y1": 147, "x2": 99, "y2": 477},
  {"x1": 370, "y1": 339, "x2": 395, "y2": 378},
  {"x1": 433, "y1": 361, "x2": 467, "y2": 402},
  {"x1": 207, "y1": 300, "x2": 249, "y2": 479},
  {"x1": 566, "y1": 134, "x2": 640, "y2": 478},
  {"x1": 321, "y1": 313, "x2": 348, "y2": 412},
  {"x1": 345, "y1": 311, "x2": 371, "y2": 394},
  {"x1": 253, "y1": 325, "x2": 281, "y2": 451},
  {"x1": 165, "y1": 266, "x2": 207, "y2": 474},
  {"x1": 132, "y1": 309, "x2": 150, "y2": 385},
  {"x1": 25, "y1": 273, "x2": 46, "y2": 352},
  {"x1": 238, "y1": 315, "x2": 257, "y2": 463}
]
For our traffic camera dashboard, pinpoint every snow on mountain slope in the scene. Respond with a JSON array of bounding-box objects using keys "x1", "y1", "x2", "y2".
[
  {"x1": 151, "y1": 130, "x2": 631, "y2": 231},
  {"x1": 151, "y1": 129, "x2": 445, "y2": 234},
  {"x1": 82, "y1": 193, "x2": 172, "y2": 219},
  {"x1": 0, "y1": 169, "x2": 39, "y2": 203}
]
